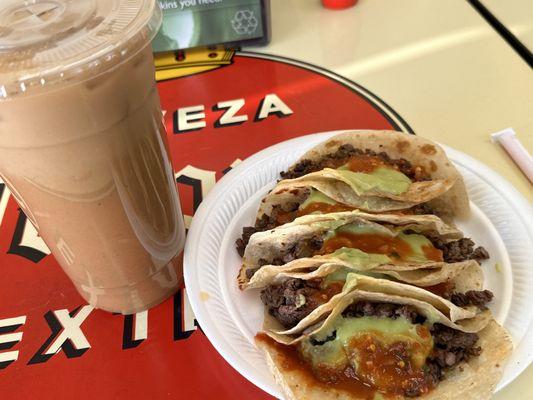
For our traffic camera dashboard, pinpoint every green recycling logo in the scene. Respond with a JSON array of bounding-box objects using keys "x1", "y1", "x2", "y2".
[{"x1": 231, "y1": 10, "x2": 258, "y2": 35}]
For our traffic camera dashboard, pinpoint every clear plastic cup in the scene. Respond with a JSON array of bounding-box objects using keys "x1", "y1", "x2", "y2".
[{"x1": 0, "y1": 0, "x2": 186, "y2": 314}]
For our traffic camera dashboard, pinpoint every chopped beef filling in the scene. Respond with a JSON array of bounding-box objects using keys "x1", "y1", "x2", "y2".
[
  {"x1": 236, "y1": 227, "x2": 261, "y2": 257},
  {"x1": 429, "y1": 237, "x2": 490, "y2": 263},
  {"x1": 236, "y1": 203, "x2": 301, "y2": 256},
  {"x1": 280, "y1": 144, "x2": 431, "y2": 181},
  {"x1": 241, "y1": 234, "x2": 323, "y2": 271},
  {"x1": 425, "y1": 324, "x2": 481, "y2": 388},
  {"x1": 276, "y1": 235, "x2": 324, "y2": 265},
  {"x1": 341, "y1": 301, "x2": 426, "y2": 325},
  {"x1": 410, "y1": 202, "x2": 438, "y2": 216},
  {"x1": 260, "y1": 278, "x2": 324, "y2": 328},
  {"x1": 450, "y1": 290, "x2": 493, "y2": 309},
  {"x1": 257, "y1": 203, "x2": 301, "y2": 231},
  {"x1": 245, "y1": 267, "x2": 259, "y2": 280}
]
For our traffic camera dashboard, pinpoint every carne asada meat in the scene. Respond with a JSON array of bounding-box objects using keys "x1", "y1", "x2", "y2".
[{"x1": 260, "y1": 278, "x2": 325, "y2": 329}]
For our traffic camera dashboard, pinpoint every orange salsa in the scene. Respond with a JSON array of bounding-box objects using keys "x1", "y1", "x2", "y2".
[{"x1": 319, "y1": 232, "x2": 443, "y2": 262}]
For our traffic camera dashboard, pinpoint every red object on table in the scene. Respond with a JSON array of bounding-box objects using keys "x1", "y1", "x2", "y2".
[{"x1": 322, "y1": 0, "x2": 357, "y2": 10}]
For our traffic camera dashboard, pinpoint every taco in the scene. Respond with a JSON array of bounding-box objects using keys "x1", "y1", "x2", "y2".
[
  {"x1": 236, "y1": 131, "x2": 469, "y2": 256},
  {"x1": 239, "y1": 211, "x2": 489, "y2": 289},
  {"x1": 256, "y1": 273, "x2": 511, "y2": 399},
  {"x1": 259, "y1": 269, "x2": 489, "y2": 341}
]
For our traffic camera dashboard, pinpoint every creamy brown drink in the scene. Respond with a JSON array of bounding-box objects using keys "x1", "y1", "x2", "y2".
[{"x1": 0, "y1": 0, "x2": 186, "y2": 314}]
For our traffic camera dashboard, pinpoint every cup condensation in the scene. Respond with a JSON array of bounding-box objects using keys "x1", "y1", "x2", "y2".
[{"x1": 0, "y1": 0, "x2": 186, "y2": 314}]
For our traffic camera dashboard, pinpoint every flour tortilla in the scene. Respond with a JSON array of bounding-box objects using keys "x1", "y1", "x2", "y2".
[
  {"x1": 239, "y1": 210, "x2": 463, "y2": 288},
  {"x1": 265, "y1": 167, "x2": 453, "y2": 210},
  {"x1": 257, "y1": 130, "x2": 469, "y2": 222}
]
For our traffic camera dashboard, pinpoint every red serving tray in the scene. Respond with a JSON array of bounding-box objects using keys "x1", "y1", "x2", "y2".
[{"x1": 0, "y1": 51, "x2": 409, "y2": 399}]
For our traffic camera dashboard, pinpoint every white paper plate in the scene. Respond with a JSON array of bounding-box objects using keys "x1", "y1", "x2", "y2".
[{"x1": 184, "y1": 131, "x2": 533, "y2": 398}]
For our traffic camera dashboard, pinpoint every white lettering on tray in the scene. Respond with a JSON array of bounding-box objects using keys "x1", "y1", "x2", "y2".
[
  {"x1": 173, "y1": 93, "x2": 294, "y2": 134},
  {"x1": 1, "y1": 288, "x2": 202, "y2": 368},
  {"x1": 45, "y1": 306, "x2": 93, "y2": 355},
  {"x1": 215, "y1": 98, "x2": 248, "y2": 126},
  {"x1": 134, "y1": 311, "x2": 148, "y2": 341},
  {"x1": 255, "y1": 93, "x2": 294, "y2": 121},
  {"x1": 176, "y1": 105, "x2": 207, "y2": 132},
  {"x1": 0, "y1": 182, "x2": 10, "y2": 227},
  {"x1": 0, "y1": 316, "x2": 26, "y2": 368}
]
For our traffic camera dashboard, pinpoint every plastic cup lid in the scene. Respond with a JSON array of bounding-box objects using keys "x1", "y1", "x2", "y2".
[{"x1": 0, "y1": 0, "x2": 161, "y2": 98}]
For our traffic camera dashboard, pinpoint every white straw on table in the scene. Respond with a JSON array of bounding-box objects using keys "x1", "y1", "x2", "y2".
[{"x1": 491, "y1": 128, "x2": 533, "y2": 184}]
